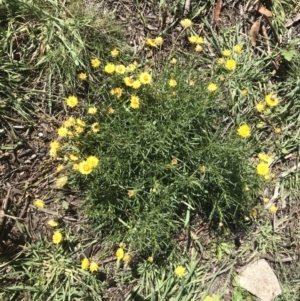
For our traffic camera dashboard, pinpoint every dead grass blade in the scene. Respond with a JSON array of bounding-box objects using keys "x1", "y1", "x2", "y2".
[
  {"x1": 250, "y1": 18, "x2": 261, "y2": 46},
  {"x1": 213, "y1": 0, "x2": 222, "y2": 28},
  {"x1": 254, "y1": 1, "x2": 272, "y2": 18}
]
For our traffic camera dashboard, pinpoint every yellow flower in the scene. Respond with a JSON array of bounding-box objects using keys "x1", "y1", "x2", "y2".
[
  {"x1": 154, "y1": 36, "x2": 163, "y2": 46},
  {"x1": 180, "y1": 18, "x2": 193, "y2": 29},
  {"x1": 108, "y1": 107, "x2": 114, "y2": 114},
  {"x1": 256, "y1": 162, "x2": 269, "y2": 176},
  {"x1": 56, "y1": 164, "x2": 64, "y2": 172},
  {"x1": 88, "y1": 107, "x2": 97, "y2": 115},
  {"x1": 78, "y1": 161, "x2": 93, "y2": 175},
  {"x1": 48, "y1": 219, "x2": 59, "y2": 227},
  {"x1": 146, "y1": 38, "x2": 157, "y2": 47},
  {"x1": 64, "y1": 118, "x2": 74, "y2": 128},
  {"x1": 86, "y1": 155, "x2": 99, "y2": 168},
  {"x1": 171, "y1": 158, "x2": 178, "y2": 165},
  {"x1": 52, "y1": 231, "x2": 63, "y2": 244},
  {"x1": 70, "y1": 154, "x2": 79, "y2": 161},
  {"x1": 34, "y1": 199, "x2": 45, "y2": 209},
  {"x1": 195, "y1": 45, "x2": 203, "y2": 52},
  {"x1": 225, "y1": 59, "x2": 236, "y2": 71},
  {"x1": 171, "y1": 58, "x2": 177, "y2": 64},
  {"x1": 78, "y1": 72, "x2": 87, "y2": 80},
  {"x1": 124, "y1": 77, "x2": 134, "y2": 87},
  {"x1": 175, "y1": 265, "x2": 185, "y2": 277},
  {"x1": 219, "y1": 75, "x2": 225, "y2": 81},
  {"x1": 55, "y1": 176, "x2": 68, "y2": 188},
  {"x1": 199, "y1": 166, "x2": 206, "y2": 172},
  {"x1": 75, "y1": 126, "x2": 84, "y2": 134},
  {"x1": 91, "y1": 58, "x2": 101, "y2": 68},
  {"x1": 258, "y1": 153, "x2": 271, "y2": 163},
  {"x1": 265, "y1": 94, "x2": 278, "y2": 107},
  {"x1": 126, "y1": 63, "x2": 136, "y2": 72},
  {"x1": 91, "y1": 122, "x2": 100, "y2": 133},
  {"x1": 132, "y1": 80, "x2": 141, "y2": 89},
  {"x1": 104, "y1": 63, "x2": 116, "y2": 74},
  {"x1": 50, "y1": 141, "x2": 60, "y2": 150},
  {"x1": 169, "y1": 79, "x2": 177, "y2": 87},
  {"x1": 116, "y1": 248, "x2": 124, "y2": 260},
  {"x1": 116, "y1": 65, "x2": 126, "y2": 74},
  {"x1": 241, "y1": 89, "x2": 247, "y2": 96},
  {"x1": 274, "y1": 127, "x2": 281, "y2": 133},
  {"x1": 123, "y1": 254, "x2": 131, "y2": 264},
  {"x1": 66, "y1": 95, "x2": 78, "y2": 108},
  {"x1": 128, "y1": 190, "x2": 134, "y2": 197},
  {"x1": 251, "y1": 208, "x2": 258, "y2": 217},
  {"x1": 222, "y1": 49, "x2": 231, "y2": 57},
  {"x1": 256, "y1": 102, "x2": 265, "y2": 112},
  {"x1": 111, "y1": 48, "x2": 119, "y2": 57},
  {"x1": 207, "y1": 83, "x2": 217, "y2": 92},
  {"x1": 147, "y1": 256, "x2": 153, "y2": 263},
  {"x1": 73, "y1": 163, "x2": 79, "y2": 171},
  {"x1": 81, "y1": 257, "x2": 90, "y2": 270},
  {"x1": 217, "y1": 58, "x2": 224, "y2": 64},
  {"x1": 269, "y1": 205, "x2": 278, "y2": 213},
  {"x1": 111, "y1": 87, "x2": 123, "y2": 98},
  {"x1": 49, "y1": 148, "x2": 58, "y2": 159},
  {"x1": 237, "y1": 124, "x2": 251, "y2": 138},
  {"x1": 263, "y1": 197, "x2": 270, "y2": 203},
  {"x1": 233, "y1": 44, "x2": 242, "y2": 54},
  {"x1": 139, "y1": 72, "x2": 152, "y2": 84},
  {"x1": 130, "y1": 95, "x2": 140, "y2": 109},
  {"x1": 90, "y1": 262, "x2": 99, "y2": 272},
  {"x1": 57, "y1": 127, "x2": 68, "y2": 137},
  {"x1": 196, "y1": 37, "x2": 204, "y2": 44},
  {"x1": 76, "y1": 119, "x2": 86, "y2": 127},
  {"x1": 188, "y1": 35, "x2": 198, "y2": 44}
]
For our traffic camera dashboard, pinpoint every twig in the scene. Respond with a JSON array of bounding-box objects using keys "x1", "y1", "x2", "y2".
[
  {"x1": 183, "y1": 0, "x2": 191, "y2": 16},
  {"x1": 29, "y1": 205, "x2": 77, "y2": 222}
]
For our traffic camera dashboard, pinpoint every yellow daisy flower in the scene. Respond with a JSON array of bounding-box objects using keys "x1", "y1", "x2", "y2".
[
  {"x1": 52, "y1": 231, "x2": 63, "y2": 244},
  {"x1": 66, "y1": 95, "x2": 78, "y2": 108},
  {"x1": 256, "y1": 102, "x2": 265, "y2": 112},
  {"x1": 91, "y1": 58, "x2": 101, "y2": 68},
  {"x1": 78, "y1": 72, "x2": 87, "y2": 80},
  {"x1": 50, "y1": 141, "x2": 60, "y2": 150},
  {"x1": 86, "y1": 155, "x2": 99, "y2": 168},
  {"x1": 90, "y1": 262, "x2": 99, "y2": 272},
  {"x1": 188, "y1": 35, "x2": 198, "y2": 44},
  {"x1": 175, "y1": 265, "x2": 185, "y2": 277},
  {"x1": 111, "y1": 48, "x2": 119, "y2": 57},
  {"x1": 81, "y1": 257, "x2": 90, "y2": 270},
  {"x1": 154, "y1": 36, "x2": 163, "y2": 46},
  {"x1": 57, "y1": 127, "x2": 68, "y2": 137},
  {"x1": 269, "y1": 205, "x2": 277, "y2": 213},
  {"x1": 222, "y1": 49, "x2": 231, "y2": 57},
  {"x1": 180, "y1": 19, "x2": 193, "y2": 29},
  {"x1": 169, "y1": 79, "x2": 177, "y2": 87},
  {"x1": 88, "y1": 107, "x2": 97, "y2": 115},
  {"x1": 130, "y1": 95, "x2": 140, "y2": 109},
  {"x1": 48, "y1": 219, "x2": 59, "y2": 227},
  {"x1": 256, "y1": 162, "x2": 269, "y2": 176},
  {"x1": 258, "y1": 153, "x2": 271, "y2": 163},
  {"x1": 91, "y1": 122, "x2": 100, "y2": 133},
  {"x1": 78, "y1": 161, "x2": 93, "y2": 175},
  {"x1": 116, "y1": 248, "x2": 124, "y2": 260},
  {"x1": 124, "y1": 77, "x2": 134, "y2": 87},
  {"x1": 265, "y1": 94, "x2": 279, "y2": 107},
  {"x1": 104, "y1": 63, "x2": 116, "y2": 74},
  {"x1": 34, "y1": 199, "x2": 45, "y2": 209},
  {"x1": 237, "y1": 124, "x2": 251, "y2": 138},
  {"x1": 195, "y1": 45, "x2": 203, "y2": 52},
  {"x1": 115, "y1": 65, "x2": 126, "y2": 74},
  {"x1": 207, "y1": 83, "x2": 217, "y2": 92},
  {"x1": 123, "y1": 254, "x2": 131, "y2": 264},
  {"x1": 225, "y1": 59, "x2": 236, "y2": 71},
  {"x1": 139, "y1": 72, "x2": 152, "y2": 84},
  {"x1": 233, "y1": 44, "x2": 242, "y2": 54},
  {"x1": 132, "y1": 80, "x2": 141, "y2": 89}
]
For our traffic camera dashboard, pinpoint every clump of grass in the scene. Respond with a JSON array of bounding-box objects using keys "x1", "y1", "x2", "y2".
[{"x1": 51, "y1": 22, "x2": 277, "y2": 255}]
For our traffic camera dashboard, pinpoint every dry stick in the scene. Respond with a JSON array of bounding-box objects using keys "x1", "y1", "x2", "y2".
[
  {"x1": 183, "y1": 0, "x2": 191, "y2": 16},
  {"x1": 29, "y1": 205, "x2": 77, "y2": 222},
  {"x1": 0, "y1": 188, "x2": 11, "y2": 232}
]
